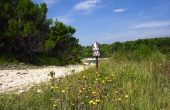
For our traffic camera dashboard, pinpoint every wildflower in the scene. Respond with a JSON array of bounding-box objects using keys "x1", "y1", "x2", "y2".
[
  {"x1": 55, "y1": 86, "x2": 58, "y2": 89},
  {"x1": 102, "y1": 96, "x2": 106, "y2": 98},
  {"x1": 50, "y1": 70, "x2": 55, "y2": 75},
  {"x1": 79, "y1": 90, "x2": 83, "y2": 93},
  {"x1": 95, "y1": 99, "x2": 100, "y2": 103},
  {"x1": 125, "y1": 95, "x2": 129, "y2": 98},
  {"x1": 107, "y1": 80, "x2": 110, "y2": 82},
  {"x1": 114, "y1": 91, "x2": 118, "y2": 94},
  {"x1": 82, "y1": 70, "x2": 84, "y2": 72},
  {"x1": 51, "y1": 86, "x2": 54, "y2": 89},
  {"x1": 93, "y1": 102, "x2": 97, "y2": 105},
  {"x1": 96, "y1": 71, "x2": 98, "y2": 74},
  {"x1": 83, "y1": 75, "x2": 86, "y2": 79},
  {"x1": 50, "y1": 98, "x2": 54, "y2": 101},
  {"x1": 62, "y1": 90, "x2": 65, "y2": 93},
  {"x1": 89, "y1": 100, "x2": 93, "y2": 104},
  {"x1": 105, "y1": 77, "x2": 108, "y2": 80},
  {"x1": 131, "y1": 104, "x2": 134, "y2": 106},
  {"x1": 82, "y1": 88, "x2": 86, "y2": 90},
  {"x1": 53, "y1": 104, "x2": 57, "y2": 107},
  {"x1": 118, "y1": 98, "x2": 121, "y2": 101},
  {"x1": 111, "y1": 74, "x2": 115, "y2": 77},
  {"x1": 50, "y1": 77, "x2": 53, "y2": 80},
  {"x1": 92, "y1": 91, "x2": 96, "y2": 94},
  {"x1": 102, "y1": 80, "x2": 105, "y2": 83},
  {"x1": 72, "y1": 103, "x2": 74, "y2": 106}
]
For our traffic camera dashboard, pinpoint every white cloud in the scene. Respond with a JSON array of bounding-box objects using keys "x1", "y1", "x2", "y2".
[
  {"x1": 133, "y1": 21, "x2": 170, "y2": 29},
  {"x1": 73, "y1": 0, "x2": 101, "y2": 11},
  {"x1": 38, "y1": 0, "x2": 61, "y2": 6},
  {"x1": 53, "y1": 15, "x2": 74, "y2": 24},
  {"x1": 138, "y1": 12, "x2": 143, "y2": 15},
  {"x1": 113, "y1": 7, "x2": 129, "y2": 12}
]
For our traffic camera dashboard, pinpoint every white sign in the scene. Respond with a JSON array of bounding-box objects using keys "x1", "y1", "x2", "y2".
[{"x1": 92, "y1": 42, "x2": 100, "y2": 56}]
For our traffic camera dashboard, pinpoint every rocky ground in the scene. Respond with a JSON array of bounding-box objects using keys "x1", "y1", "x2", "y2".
[{"x1": 0, "y1": 64, "x2": 93, "y2": 93}]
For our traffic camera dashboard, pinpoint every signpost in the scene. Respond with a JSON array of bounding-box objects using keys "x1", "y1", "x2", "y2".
[{"x1": 92, "y1": 42, "x2": 100, "y2": 71}]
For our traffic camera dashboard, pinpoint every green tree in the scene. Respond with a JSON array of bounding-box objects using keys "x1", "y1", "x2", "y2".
[
  {"x1": 110, "y1": 41, "x2": 122, "y2": 53},
  {"x1": 0, "y1": 0, "x2": 52, "y2": 57},
  {"x1": 45, "y1": 20, "x2": 80, "y2": 62},
  {"x1": 100, "y1": 44, "x2": 111, "y2": 57}
]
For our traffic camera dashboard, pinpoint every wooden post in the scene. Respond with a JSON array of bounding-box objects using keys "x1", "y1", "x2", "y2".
[
  {"x1": 96, "y1": 56, "x2": 98, "y2": 71},
  {"x1": 92, "y1": 42, "x2": 100, "y2": 71}
]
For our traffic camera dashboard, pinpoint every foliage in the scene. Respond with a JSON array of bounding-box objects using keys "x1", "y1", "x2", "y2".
[
  {"x1": 0, "y1": 55, "x2": 19, "y2": 65},
  {"x1": 81, "y1": 37, "x2": 170, "y2": 58},
  {"x1": 44, "y1": 21, "x2": 80, "y2": 62},
  {"x1": 0, "y1": 0, "x2": 80, "y2": 65},
  {"x1": 1, "y1": 52, "x2": 170, "y2": 109},
  {"x1": 80, "y1": 46, "x2": 92, "y2": 58},
  {"x1": 0, "y1": 0, "x2": 51, "y2": 57}
]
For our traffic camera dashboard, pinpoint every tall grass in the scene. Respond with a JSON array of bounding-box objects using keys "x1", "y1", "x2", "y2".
[{"x1": 0, "y1": 52, "x2": 170, "y2": 110}]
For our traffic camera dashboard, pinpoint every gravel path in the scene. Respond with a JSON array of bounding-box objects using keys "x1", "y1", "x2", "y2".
[{"x1": 0, "y1": 64, "x2": 92, "y2": 93}]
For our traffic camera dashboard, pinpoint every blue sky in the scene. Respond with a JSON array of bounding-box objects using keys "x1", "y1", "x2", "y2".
[{"x1": 32, "y1": 0, "x2": 170, "y2": 46}]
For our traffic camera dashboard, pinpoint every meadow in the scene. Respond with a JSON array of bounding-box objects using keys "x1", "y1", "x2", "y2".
[{"x1": 0, "y1": 52, "x2": 170, "y2": 110}]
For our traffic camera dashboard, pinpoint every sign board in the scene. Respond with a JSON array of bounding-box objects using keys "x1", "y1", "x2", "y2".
[{"x1": 92, "y1": 42, "x2": 100, "y2": 57}]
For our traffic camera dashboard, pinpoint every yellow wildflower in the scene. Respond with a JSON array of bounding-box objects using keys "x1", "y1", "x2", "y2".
[
  {"x1": 102, "y1": 80, "x2": 105, "y2": 83},
  {"x1": 125, "y1": 95, "x2": 129, "y2": 98},
  {"x1": 95, "y1": 99, "x2": 100, "y2": 103},
  {"x1": 82, "y1": 70, "x2": 84, "y2": 72},
  {"x1": 107, "y1": 80, "x2": 110, "y2": 82},
  {"x1": 93, "y1": 102, "x2": 97, "y2": 105},
  {"x1": 50, "y1": 98, "x2": 54, "y2": 101},
  {"x1": 50, "y1": 77, "x2": 53, "y2": 80},
  {"x1": 89, "y1": 100, "x2": 93, "y2": 104},
  {"x1": 118, "y1": 98, "x2": 121, "y2": 101},
  {"x1": 131, "y1": 104, "x2": 134, "y2": 106},
  {"x1": 53, "y1": 104, "x2": 57, "y2": 107},
  {"x1": 114, "y1": 91, "x2": 118, "y2": 94},
  {"x1": 51, "y1": 86, "x2": 54, "y2": 89},
  {"x1": 62, "y1": 90, "x2": 65, "y2": 93},
  {"x1": 55, "y1": 86, "x2": 58, "y2": 89},
  {"x1": 82, "y1": 88, "x2": 86, "y2": 90},
  {"x1": 92, "y1": 91, "x2": 96, "y2": 94},
  {"x1": 79, "y1": 90, "x2": 83, "y2": 93},
  {"x1": 83, "y1": 75, "x2": 86, "y2": 79},
  {"x1": 111, "y1": 74, "x2": 115, "y2": 77}
]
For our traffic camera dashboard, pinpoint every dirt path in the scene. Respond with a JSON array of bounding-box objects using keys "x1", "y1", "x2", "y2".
[{"x1": 0, "y1": 65, "x2": 92, "y2": 93}]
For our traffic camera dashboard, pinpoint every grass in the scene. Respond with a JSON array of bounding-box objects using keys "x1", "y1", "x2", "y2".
[{"x1": 0, "y1": 52, "x2": 170, "y2": 110}]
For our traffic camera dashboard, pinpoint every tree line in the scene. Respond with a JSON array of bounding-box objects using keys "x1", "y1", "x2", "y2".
[
  {"x1": 0, "y1": 0, "x2": 81, "y2": 65},
  {"x1": 81, "y1": 37, "x2": 170, "y2": 59}
]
